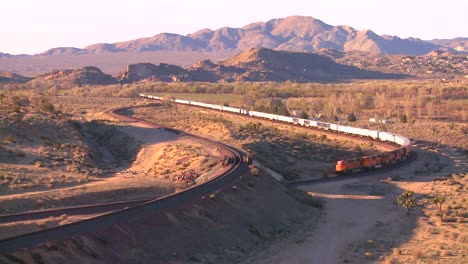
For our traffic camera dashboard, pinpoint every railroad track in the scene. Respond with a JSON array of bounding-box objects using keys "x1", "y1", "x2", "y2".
[{"x1": 0, "y1": 107, "x2": 248, "y2": 254}]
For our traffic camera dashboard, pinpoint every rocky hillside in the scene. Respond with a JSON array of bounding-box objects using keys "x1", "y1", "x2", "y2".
[
  {"x1": 0, "y1": 72, "x2": 32, "y2": 84},
  {"x1": 36, "y1": 16, "x2": 463, "y2": 56},
  {"x1": 317, "y1": 49, "x2": 468, "y2": 77},
  {"x1": 117, "y1": 48, "x2": 405, "y2": 83},
  {"x1": 117, "y1": 63, "x2": 187, "y2": 83},
  {"x1": 34, "y1": 66, "x2": 117, "y2": 85}
]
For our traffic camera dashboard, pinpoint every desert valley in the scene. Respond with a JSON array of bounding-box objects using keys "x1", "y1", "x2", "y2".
[{"x1": 0, "y1": 12, "x2": 467, "y2": 264}]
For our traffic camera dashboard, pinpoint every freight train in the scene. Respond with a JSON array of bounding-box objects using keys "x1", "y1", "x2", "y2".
[{"x1": 139, "y1": 94, "x2": 411, "y2": 174}]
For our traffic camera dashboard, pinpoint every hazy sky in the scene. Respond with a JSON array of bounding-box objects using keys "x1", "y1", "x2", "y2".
[{"x1": 2, "y1": 0, "x2": 467, "y2": 54}]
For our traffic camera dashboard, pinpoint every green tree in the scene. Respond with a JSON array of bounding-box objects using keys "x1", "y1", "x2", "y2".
[
  {"x1": 397, "y1": 190, "x2": 417, "y2": 216},
  {"x1": 300, "y1": 111, "x2": 309, "y2": 119},
  {"x1": 432, "y1": 194, "x2": 446, "y2": 221}
]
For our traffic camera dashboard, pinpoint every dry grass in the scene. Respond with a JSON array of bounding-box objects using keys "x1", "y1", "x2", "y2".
[
  {"x1": 148, "y1": 143, "x2": 220, "y2": 184},
  {"x1": 338, "y1": 173, "x2": 467, "y2": 264},
  {"x1": 131, "y1": 103, "x2": 378, "y2": 180}
]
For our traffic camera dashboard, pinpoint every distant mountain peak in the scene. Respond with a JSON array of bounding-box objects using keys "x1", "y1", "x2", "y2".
[{"x1": 21, "y1": 15, "x2": 462, "y2": 57}]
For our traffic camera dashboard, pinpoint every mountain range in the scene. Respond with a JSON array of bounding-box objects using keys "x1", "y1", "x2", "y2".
[
  {"x1": 1, "y1": 48, "x2": 405, "y2": 85},
  {"x1": 0, "y1": 16, "x2": 466, "y2": 77},
  {"x1": 35, "y1": 16, "x2": 466, "y2": 56}
]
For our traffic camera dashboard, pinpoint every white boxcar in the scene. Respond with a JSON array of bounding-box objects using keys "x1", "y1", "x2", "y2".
[
  {"x1": 223, "y1": 106, "x2": 242, "y2": 113},
  {"x1": 330, "y1": 123, "x2": 338, "y2": 131},
  {"x1": 316, "y1": 122, "x2": 331, "y2": 130},
  {"x1": 189, "y1": 101, "x2": 205, "y2": 107},
  {"x1": 240, "y1": 109, "x2": 249, "y2": 115},
  {"x1": 369, "y1": 130, "x2": 379, "y2": 140},
  {"x1": 394, "y1": 135, "x2": 411, "y2": 146},
  {"x1": 191, "y1": 101, "x2": 221, "y2": 110},
  {"x1": 402, "y1": 137, "x2": 411, "y2": 147},
  {"x1": 175, "y1": 99, "x2": 190, "y2": 105},
  {"x1": 212, "y1": 104, "x2": 223, "y2": 110},
  {"x1": 309, "y1": 120, "x2": 318, "y2": 127},
  {"x1": 379, "y1": 131, "x2": 389, "y2": 142},
  {"x1": 299, "y1": 119, "x2": 309, "y2": 126},
  {"x1": 277, "y1": 115, "x2": 294, "y2": 123},
  {"x1": 386, "y1": 133, "x2": 396, "y2": 143},
  {"x1": 338, "y1": 125, "x2": 353, "y2": 134},
  {"x1": 355, "y1": 128, "x2": 370, "y2": 137},
  {"x1": 249, "y1": 111, "x2": 277, "y2": 120}
]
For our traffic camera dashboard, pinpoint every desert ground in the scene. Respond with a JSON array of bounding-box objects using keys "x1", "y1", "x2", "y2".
[
  {"x1": 0, "y1": 92, "x2": 466, "y2": 263},
  {"x1": 242, "y1": 143, "x2": 466, "y2": 264},
  {"x1": 133, "y1": 100, "x2": 467, "y2": 263},
  {"x1": 0, "y1": 96, "x2": 228, "y2": 239}
]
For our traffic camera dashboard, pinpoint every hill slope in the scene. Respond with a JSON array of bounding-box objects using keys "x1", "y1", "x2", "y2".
[
  {"x1": 0, "y1": 72, "x2": 32, "y2": 84},
  {"x1": 34, "y1": 66, "x2": 117, "y2": 85},
  {"x1": 117, "y1": 48, "x2": 406, "y2": 83}
]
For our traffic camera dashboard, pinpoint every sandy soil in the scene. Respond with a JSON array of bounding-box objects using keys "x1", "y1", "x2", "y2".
[
  {"x1": 242, "y1": 141, "x2": 467, "y2": 264},
  {"x1": 0, "y1": 107, "x2": 228, "y2": 238}
]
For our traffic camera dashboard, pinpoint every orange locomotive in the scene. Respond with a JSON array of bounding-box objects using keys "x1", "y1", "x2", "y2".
[{"x1": 336, "y1": 147, "x2": 410, "y2": 174}]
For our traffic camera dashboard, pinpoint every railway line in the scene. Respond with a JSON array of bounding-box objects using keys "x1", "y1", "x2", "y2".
[
  {"x1": 0, "y1": 107, "x2": 248, "y2": 254},
  {"x1": 0, "y1": 95, "x2": 413, "y2": 255},
  {"x1": 140, "y1": 94, "x2": 412, "y2": 175}
]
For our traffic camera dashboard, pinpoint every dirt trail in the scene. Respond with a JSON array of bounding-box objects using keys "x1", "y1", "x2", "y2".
[
  {"x1": 243, "y1": 175, "x2": 401, "y2": 264},
  {"x1": 243, "y1": 142, "x2": 465, "y2": 264},
  {"x1": 0, "y1": 114, "x2": 225, "y2": 214}
]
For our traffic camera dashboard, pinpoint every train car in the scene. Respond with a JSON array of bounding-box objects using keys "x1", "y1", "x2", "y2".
[
  {"x1": 336, "y1": 158, "x2": 363, "y2": 174},
  {"x1": 222, "y1": 106, "x2": 243, "y2": 114},
  {"x1": 249, "y1": 111, "x2": 277, "y2": 120},
  {"x1": 385, "y1": 133, "x2": 396, "y2": 143},
  {"x1": 174, "y1": 99, "x2": 191, "y2": 105},
  {"x1": 309, "y1": 120, "x2": 318, "y2": 128},
  {"x1": 394, "y1": 135, "x2": 408, "y2": 146},
  {"x1": 211, "y1": 104, "x2": 224, "y2": 111},
  {"x1": 355, "y1": 128, "x2": 370, "y2": 137},
  {"x1": 277, "y1": 115, "x2": 294, "y2": 123},
  {"x1": 316, "y1": 121, "x2": 331, "y2": 130},
  {"x1": 191, "y1": 101, "x2": 221, "y2": 110},
  {"x1": 362, "y1": 155, "x2": 384, "y2": 169},
  {"x1": 378, "y1": 131, "x2": 389, "y2": 142},
  {"x1": 139, "y1": 94, "x2": 412, "y2": 176},
  {"x1": 369, "y1": 130, "x2": 379, "y2": 140},
  {"x1": 299, "y1": 119, "x2": 311, "y2": 126},
  {"x1": 339, "y1": 125, "x2": 353, "y2": 134}
]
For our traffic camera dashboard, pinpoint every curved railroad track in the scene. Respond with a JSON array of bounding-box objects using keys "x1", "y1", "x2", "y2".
[
  {"x1": 0, "y1": 107, "x2": 248, "y2": 254},
  {"x1": 140, "y1": 94, "x2": 412, "y2": 170}
]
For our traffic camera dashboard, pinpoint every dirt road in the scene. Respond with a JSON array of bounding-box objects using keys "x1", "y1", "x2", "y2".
[{"x1": 242, "y1": 142, "x2": 465, "y2": 264}]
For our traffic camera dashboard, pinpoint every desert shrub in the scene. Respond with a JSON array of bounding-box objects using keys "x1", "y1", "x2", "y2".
[
  {"x1": 400, "y1": 114, "x2": 408, "y2": 123},
  {"x1": 347, "y1": 112, "x2": 357, "y2": 122},
  {"x1": 300, "y1": 111, "x2": 309, "y2": 119},
  {"x1": 241, "y1": 122, "x2": 263, "y2": 132},
  {"x1": 4, "y1": 134, "x2": 16, "y2": 143},
  {"x1": 397, "y1": 190, "x2": 417, "y2": 216}
]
